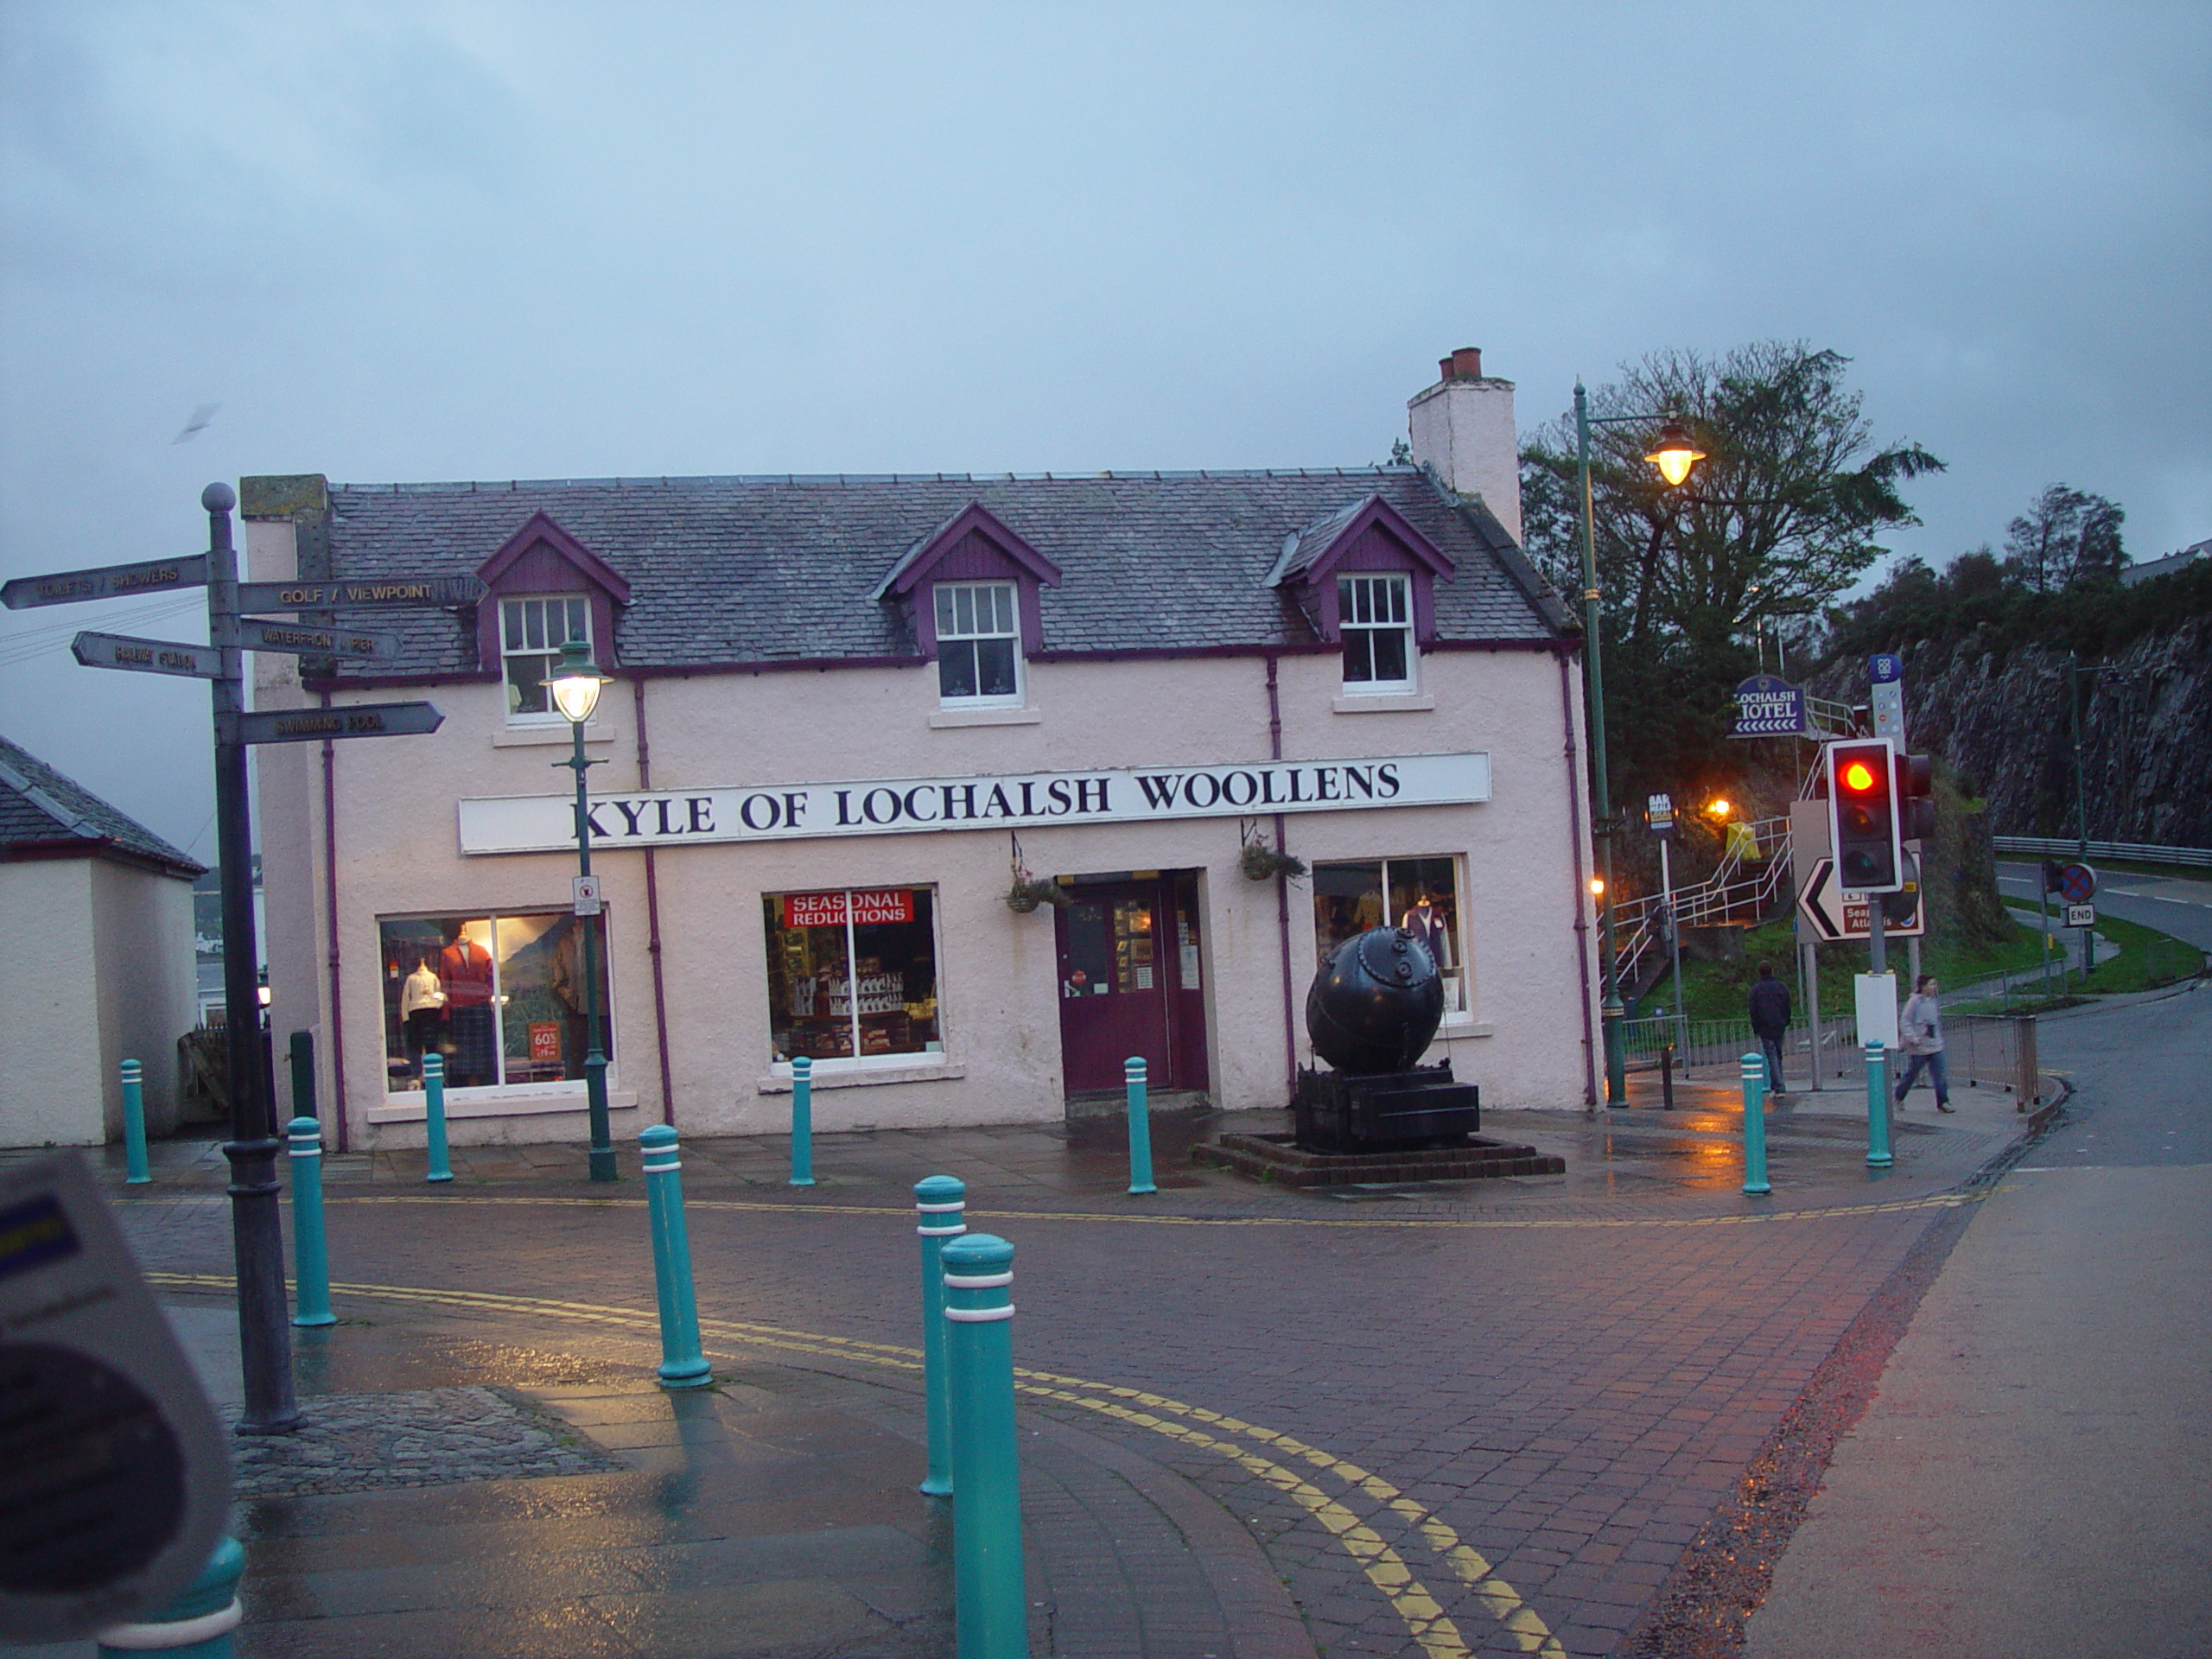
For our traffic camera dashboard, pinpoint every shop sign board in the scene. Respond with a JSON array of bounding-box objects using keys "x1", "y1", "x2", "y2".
[
  {"x1": 235, "y1": 575, "x2": 481, "y2": 613},
  {"x1": 459, "y1": 750, "x2": 1493, "y2": 855},
  {"x1": 70, "y1": 631, "x2": 220, "y2": 679},
  {"x1": 226, "y1": 702, "x2": 444, "y2": 745},
  {"x1": 1729, "y1": 674, "x2": 1805, "y2": 737},
  {"x1": 238, "y1": 618, "x2": 404, "y2": 660},
  {"x1": 2, "y1": 555, "x2": 208, "y2": 610},
  {"x1": 1647, "y1": 791, "x2": 1675, "y2": 834},
  {"x1": 784, "y1": 890, "x2": 916, "y2": 927}
]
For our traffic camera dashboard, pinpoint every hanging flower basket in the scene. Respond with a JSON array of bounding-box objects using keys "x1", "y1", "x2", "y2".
[
  {"x1": 1006, "y1": 877, "x2": 1071, "y2": 913},
  {"x1": 1240, "y1": 842, "x2": 1307, "y2": 882}
]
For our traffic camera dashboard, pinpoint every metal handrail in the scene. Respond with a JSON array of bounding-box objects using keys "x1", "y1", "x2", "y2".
[{"x1": 1611, "y1": 816, "x2": 1793, "y2": 991}]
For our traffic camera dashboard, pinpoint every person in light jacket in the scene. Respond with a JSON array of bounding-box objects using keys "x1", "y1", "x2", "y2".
[{"x1": 1895, "y1": 974, "x2": 1953, "y2": 1112}]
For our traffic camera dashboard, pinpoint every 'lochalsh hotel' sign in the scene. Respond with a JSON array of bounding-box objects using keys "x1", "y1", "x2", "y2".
[{"x1": 458, "y1": 751, "x2": 1491, "y2": 855}]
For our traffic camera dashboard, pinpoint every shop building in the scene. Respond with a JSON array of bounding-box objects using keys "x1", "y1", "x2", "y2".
[{"x1": 249, "y1": 351, "x2": 1600, "y2": 1151}]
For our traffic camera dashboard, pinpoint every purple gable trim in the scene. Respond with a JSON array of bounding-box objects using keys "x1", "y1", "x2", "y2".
[
  {"x1": 474, "y1": 512, "x2": 632, "y2": 670},
  {"x1": 878, "y1": 501, "x2": 1064, "y2": 658},
  {"x1": 1279, "y1": 497, "x2": 1453, "y2": 646}
]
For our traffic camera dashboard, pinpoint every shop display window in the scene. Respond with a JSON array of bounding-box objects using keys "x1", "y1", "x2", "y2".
[
  {"x1": 378, "y1": 911, "x2": 612, "y2": 1093},
  {"x1": 763, "y1": 887, "x2": 941, "y2": 1066},
  {"x1": 1312, "y1": 856, "x2": 1466, "y2": 1014}
]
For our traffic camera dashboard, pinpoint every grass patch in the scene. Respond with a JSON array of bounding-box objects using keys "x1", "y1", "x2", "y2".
[{"x1": 1638, "y1": 908, "x2": 2202, "y2": 1023}]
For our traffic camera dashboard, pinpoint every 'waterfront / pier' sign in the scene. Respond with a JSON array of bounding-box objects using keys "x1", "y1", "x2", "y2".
[{"x1": 459, "y1": 750, "x2": 1492, "y2": 855}]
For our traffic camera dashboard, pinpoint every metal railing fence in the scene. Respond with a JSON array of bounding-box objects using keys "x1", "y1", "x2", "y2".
[
  {"x1": 1622, "y1": 1011, "x2": 2052, "y2": 1107},
  {"x1": 1993, "y1": 835, "x2": 2212, "y2": 871}
]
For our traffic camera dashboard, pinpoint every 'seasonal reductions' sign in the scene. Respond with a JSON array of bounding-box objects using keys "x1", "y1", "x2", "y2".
[
  {"x1": 70, "y1": 631, "x2": 220, "y2": 680},
  {"x1": 2, "y1": 556, "x2": 209, "y2": 611},
  {"x1": 1729, "y1": 674, "x2": 1806, "y2": 738},
  {"x1": 226, "y1": 702, "x2": 444, "y2": 745},
  {"x1": 238, "y1": 618, "x2": 404, "y2": 660},
  {"x1": 236, "y1": 575, "x2": 480, "y2": 613},
  {"x1": 459, "y1": 751, "x2": 1493, "y2": 855}
]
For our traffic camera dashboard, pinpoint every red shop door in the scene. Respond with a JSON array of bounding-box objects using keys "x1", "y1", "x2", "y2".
[{"x1": 1054, "y1": 874, "x2": 1210, "y2": 1097}]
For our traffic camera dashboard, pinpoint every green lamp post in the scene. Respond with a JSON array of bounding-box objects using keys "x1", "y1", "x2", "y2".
[
  {"x1": 545, "y1": 639, "x2": 619, "y2": 1182},
  {"x1": 1575, "y1": 388, "x2": 1703, "y2": 1106}
]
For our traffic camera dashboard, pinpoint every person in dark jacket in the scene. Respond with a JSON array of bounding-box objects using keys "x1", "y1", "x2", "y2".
[{"x1": 1747, "y1": 961, "x2": 1792, "y2": 1096}]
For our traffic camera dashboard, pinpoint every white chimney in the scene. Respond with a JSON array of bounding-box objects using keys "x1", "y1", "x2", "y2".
[{"x1": 1407, "y1": 346, "x2": 1522, "y2": 546}]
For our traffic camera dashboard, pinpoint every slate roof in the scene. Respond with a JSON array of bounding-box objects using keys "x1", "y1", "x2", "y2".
[
  {"x1": 0, "y1": 734, "x2": 203, "y2": 877},
  {"x1": 308, "y1": 467, "x2": 1575, "y2": 681}
]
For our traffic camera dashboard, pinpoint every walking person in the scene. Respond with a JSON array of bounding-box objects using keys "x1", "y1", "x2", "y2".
[
  {"x1": 1895, "y1": 974, "x2": 1953, "y2": 1112},
  {"x1": 1746, "y1": 960, "x2": 1792, "y2": 1099}
]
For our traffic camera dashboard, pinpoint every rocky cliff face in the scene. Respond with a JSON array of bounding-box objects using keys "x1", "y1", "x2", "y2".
[{"x1": 1816, "y1": 613, "x2": 2212, "y2": 849}]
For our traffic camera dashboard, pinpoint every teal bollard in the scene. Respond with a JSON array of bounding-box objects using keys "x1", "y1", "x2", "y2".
[
  {"x1": 943, "y1": 1233, "x2": 1027, "y2": 1659},
  {"x1": 914, "y1": 1175, "x2": 967, "y2": 1497},
  {"x1": 121, "y1": 1058, "x2": 151, "y2": 1185},
  {"x1": 288, "y1": 1030, "x2": 315, "y2": 1126},
  {"x1": 790, "y1": 1055, "x2": 817, "y2": 1186},
  {"x1": 1740, "y1": 1052, "x2": 1771, "y2": 1197},
  {"x1": 1866, "y1": 1040, "x2": 1894, "y2": 1168},
  {"x1": 640, "y1": 1125, "x2": 712, "y2": 1389},
  {"x1": 1123, "y1": 1056, "x2": 1157, "y2": 1197},
  {"x1": 422, "y1": 1052, "x2": 453, "y2": 1184},
  {"x1": 287, "y1": 1117, "x2": 336, "y2": 1328},
  {"x1": 96, "y1": 1534, "x2": 243, "y2": 1656}
]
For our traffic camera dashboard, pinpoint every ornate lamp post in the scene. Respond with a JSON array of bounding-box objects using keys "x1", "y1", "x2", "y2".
[
  {"x1": 545, "y1": 639, "x2": 618, "y2": 1182},
  {"x1": 1575, "y1": 388, "x2": 1703, "y2": 1106}
]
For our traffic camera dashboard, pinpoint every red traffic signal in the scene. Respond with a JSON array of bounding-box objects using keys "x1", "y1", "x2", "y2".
[{"x1": 1826, "y1": 738, "x2": 1902, "y2": 893}]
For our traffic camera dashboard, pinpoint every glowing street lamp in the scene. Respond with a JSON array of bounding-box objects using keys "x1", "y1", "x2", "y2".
[
  {"x1": 545, "y1": 639, "x2": 618, "y2": 1183},
  {"x1": 1574, "y1": 385, "x2": 1703, "y2": 1107}
]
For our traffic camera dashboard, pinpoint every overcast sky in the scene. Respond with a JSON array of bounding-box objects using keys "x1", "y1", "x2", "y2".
[{"x1": 3, "y1": 1, "x2": 2206, "y2": 859}]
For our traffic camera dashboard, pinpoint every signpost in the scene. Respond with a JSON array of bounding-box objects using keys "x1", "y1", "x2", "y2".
[
  {"x1": 227, "y1": 702, "x2": 444, "y2": 745},
  {"x1": 69, "y1": 631, "x2": 222, "y2": 680},
  {"x1": 238, "y1": 618, "x2": 403, "y2": 660},
  {"x1": 1647, "y1": 794, "x2": 1685, "y2": 1052},
  {"x1": 1, "y1": 555, "x2": 208, "y2": 610},
  {"x1": 12, "y1": 486, "x2": 464, "y2": 1440}
]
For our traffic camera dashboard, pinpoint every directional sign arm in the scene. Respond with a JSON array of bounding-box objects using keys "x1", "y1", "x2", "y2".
[
  {"x1": 3, "y1": 556, "x2": 209, "y2": 610},
  {"x1": 225, "y1": 702, "x2": 444, "y2": 744},
  {"x1": 70, "y1": 631, "x2": 221, "y2": 680}
]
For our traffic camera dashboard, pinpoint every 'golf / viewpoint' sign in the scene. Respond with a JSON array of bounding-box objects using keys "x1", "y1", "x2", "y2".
[
  {"x1": 235, "y1": 575, "x2": 481, "y2": 613},
  {"x1": 460, "y1": 751, "x2": 1492, "y2": 855}
]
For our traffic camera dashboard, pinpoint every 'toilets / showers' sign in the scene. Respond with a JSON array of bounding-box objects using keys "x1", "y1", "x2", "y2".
[{"x1": 458, "y1": 751, "x2": 1491, "y2": 855}]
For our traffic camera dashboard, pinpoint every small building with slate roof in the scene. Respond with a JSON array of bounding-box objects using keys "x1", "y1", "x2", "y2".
[
  {"x1": 245, "y1": 351, "x2": 1604, "y2": 1151},
  {"x1": 1, "y1": 734, "x2": 204, "y2": 1147}
]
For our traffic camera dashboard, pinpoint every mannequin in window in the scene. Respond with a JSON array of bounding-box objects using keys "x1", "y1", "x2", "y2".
[
  {"x1": 550, "y1": 919, "x2": 594, "y2": 1079},
  {"x1": 438, "y1": 929, "x2": 497, "y2": 1087},
  {"x1": 398, "y1": 957, "x2": 446, "y2": 1083},
  {"x1": 1401, "y1": 890, "x2": 1452, "y2": 969}
]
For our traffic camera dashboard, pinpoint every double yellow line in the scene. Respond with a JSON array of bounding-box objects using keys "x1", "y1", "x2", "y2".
[{"x1": 150, "y1": 1271, "x2": 1566, "y2": 1657}]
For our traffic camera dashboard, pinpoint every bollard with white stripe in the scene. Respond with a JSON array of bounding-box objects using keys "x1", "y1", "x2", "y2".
[
  {"x1": 1865, "y1": 1040, "x2": 1894, "y2": 1169},
  {"x1": 422, "y1": 1053, "x2": 453, "y2": 1185},
  {"x1": 913, "y1": 1174, "x2": 966, "y2": 1497},
  {"x1": 789, "y1": 1054, "x2": 817, "y2": 1186},
  {"x1": 640, "y1": 1125, "x2": 712, "y2": 1389},
  {"x1": 95, "y1": 1534, "x2": 243, "y2": 1657},
  {"x1": 121, "y1": 1058, "x2": 151, "y2": 1185},
  {"x1": 942, "y1": 1232, "x2": 1026, "y2": 1659},
  {"x1": 1123, "y1": 1056, "x2": 1157, "y2": 1197},
  {"x1": 1739, "y1": 1052, "x2": 1771, "y2": 1197},
  {"x1": 287, "y1": 1116, "x2": 336, "y2": 1328}
]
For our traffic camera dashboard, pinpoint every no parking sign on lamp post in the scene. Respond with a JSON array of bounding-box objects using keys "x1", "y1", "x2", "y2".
[{"x1": 545, "y1": 640, "x2": 619, "y2": 1184}]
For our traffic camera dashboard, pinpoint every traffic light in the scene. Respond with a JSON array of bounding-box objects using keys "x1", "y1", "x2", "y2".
[
  {"x1": 1896, "y1": 751, "x2": 1936, "y2": 844},
  {"x1": 1827, "y1": 738, "x2": 1901, "y2": 893}
]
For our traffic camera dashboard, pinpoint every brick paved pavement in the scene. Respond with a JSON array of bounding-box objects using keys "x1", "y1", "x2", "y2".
[{"x1": 78, "y1": 1078, "x2": 2048, "y2": 1658}]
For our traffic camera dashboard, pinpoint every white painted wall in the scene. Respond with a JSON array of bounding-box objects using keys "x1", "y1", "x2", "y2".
[
  {"x1": 254, "y1": 620, "x2": 1602, "y2": 1149},
  {"x1": 0, "y1": 856, "x2": 196, "y2": 1147},
  {"x1": 1408, "y1": 375, "x2": 1524, "y2": 545}
]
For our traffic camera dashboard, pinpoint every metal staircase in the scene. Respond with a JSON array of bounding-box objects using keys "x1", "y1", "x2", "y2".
[{"x1": 1608, "y1": 693, "x2": 1860, "y2": 999}]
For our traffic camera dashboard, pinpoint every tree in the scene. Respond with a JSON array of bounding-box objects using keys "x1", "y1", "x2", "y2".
[
  {"x1": 1517, "y1": 342, "x2": 1943, "y2": 825},
  {"x1": 2002, "y1": 485, "x2": 2126, "y2": 591}
]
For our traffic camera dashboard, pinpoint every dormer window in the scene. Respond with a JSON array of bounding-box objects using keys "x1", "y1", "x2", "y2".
[
  {"x1": 1338, "y1": 574, "x2": 1414, "y2": 693},
  {"x1": 501, "y1": 595, "x2": 593, "y2": 722},
  {"x1": 935, "y1": 582, "x2": 1022, "y2": 704}
]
